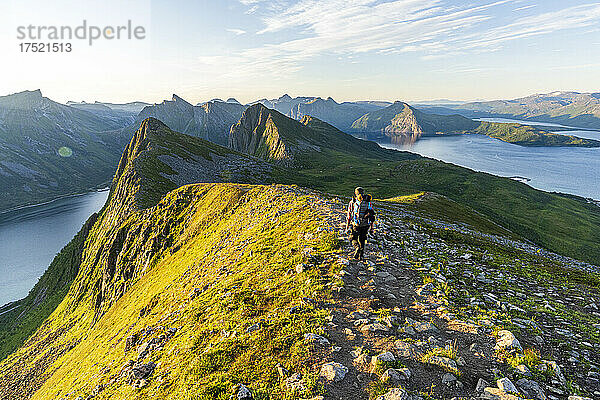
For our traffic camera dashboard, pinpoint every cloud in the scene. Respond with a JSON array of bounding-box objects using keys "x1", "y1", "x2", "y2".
[
  {"x1": 191, "y1": 0, "x2": 600, "y2": 85},
  {"x1": 514, "y1": 4, "x2": 536, "y2": 12},
  {"x1": 226, "y1": 28, "x2": 247, "y2": 35}
]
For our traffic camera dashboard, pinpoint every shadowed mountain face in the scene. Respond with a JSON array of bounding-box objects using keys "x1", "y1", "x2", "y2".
[
  {"x1": 228, "y1": 103, "x2": 391, "y2": 166},
  {"x1": 419, "y1": 91, "x2": 600, "y2": 130},
  {"x1": 126, "y1": 95, "x2": 245, "y2": 145},
  {"x1": 0, "y1": 90, "x2": 129, "y2": 212},
  {"x1": 290, "y1": 97, "x2": 380, "y2": 131},
  {"x1": 253, "y1": 94, "x2": 385, "y2": 131}
]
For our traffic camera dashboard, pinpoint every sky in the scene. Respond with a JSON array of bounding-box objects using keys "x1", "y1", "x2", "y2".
[{"x1": 1, "y1": 0, "x2": 600, "y2": 104}]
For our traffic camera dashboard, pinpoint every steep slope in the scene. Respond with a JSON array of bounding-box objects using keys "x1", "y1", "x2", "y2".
[
  {"x1": 126, "y1": 95, "x2": 245, "y2": 145},
  {"x1": 290, "y1": 97, "x2": 379, "y2": 131},
  {"x1": 350, "y1": 101, "x2": 478, "y2": 139},
  {"x1": 1, "y1": 181, "x2": 599, "y2": 399},
  {"x1": 422, "y1": 91, "x2": 600, "y2": 130},
  {"x1": 228, "y1": 104, "x2": 398, "y2": 167},
  {"x1": 0, "y1": 117, "x2": 284, "y2": 393},
  {"x1": 0, "y1": 90, "x2": 128, "y2": 212},
  {"x1": 0, "y1": 119, "x2": 342, "y2": 398}
]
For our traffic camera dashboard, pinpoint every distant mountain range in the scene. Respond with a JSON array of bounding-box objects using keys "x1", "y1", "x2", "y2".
[
  {"x1": 125, "y1": 95, "x2": 245, "y2": 145},
  {"x1": 0, "y1": 90, "x2": 131, "y2": 212},
  {"x1": 419, "y1": 91, "x2": 600, "y2": 130},
  {"x1": 2, "y1": 89, "x2": 599, "y2": 214},
  {"x1": 67, "y1": 100, "x2": 150, "y2": 114}
]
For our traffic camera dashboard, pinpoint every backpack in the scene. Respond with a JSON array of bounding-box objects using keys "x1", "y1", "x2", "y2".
[{"x1": 351, "y1": 196, "x2": 375, "y2": 227}]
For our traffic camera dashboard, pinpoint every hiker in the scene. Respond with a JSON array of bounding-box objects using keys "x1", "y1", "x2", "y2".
[{"x1": 345, "y1": 187, "x2": 376, "y2": 260}]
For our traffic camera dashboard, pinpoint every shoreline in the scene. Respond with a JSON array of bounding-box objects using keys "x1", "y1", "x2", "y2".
[{"x1": 0, "y1": 186, "x2": 111, "y2": 217}]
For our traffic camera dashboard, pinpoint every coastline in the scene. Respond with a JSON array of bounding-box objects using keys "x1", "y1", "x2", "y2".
[{"x1": 0, "y1": 186, "x2": 111, "y2": 217}]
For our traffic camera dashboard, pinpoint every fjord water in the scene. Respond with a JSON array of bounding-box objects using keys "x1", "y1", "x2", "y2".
[
  {"x1": 475, "y1": 117, "x2": 600, "y2": 140},
  {"x1": 379, "y1": 134, "x2": 600, "y2": 200},
  {"x1": 0, "y1": 190, "x2": 109, "y2": 306}
]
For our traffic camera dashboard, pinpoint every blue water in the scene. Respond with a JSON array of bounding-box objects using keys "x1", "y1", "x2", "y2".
[
  {"x1": 379, "y1": 134, "x2": 600, "y2": 200},
  {"x1": 475, "y1": 117, "x2": 600, "y2": 140},
  {"x1": 0, "y1": 191, "x2": 109, "y2": 306}
]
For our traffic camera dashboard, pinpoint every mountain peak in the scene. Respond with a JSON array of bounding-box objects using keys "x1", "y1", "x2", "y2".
[
  {"x1": 0, "y1": 89, "x2": 45, "y2": 108},
  {"x1": 171, "y1": 94, "x2": 190, "y2": 104},
  {"x1": 279, "y1": 94, "x2": 292, "y2": 101},
  {"x1": 226, "y1": 97, "x2": 241, "y2": 104}
]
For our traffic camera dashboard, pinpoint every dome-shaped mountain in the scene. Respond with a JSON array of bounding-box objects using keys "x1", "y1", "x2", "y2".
[{"x1": 350, "y1": 101, "x2": 478, "y2": 139}]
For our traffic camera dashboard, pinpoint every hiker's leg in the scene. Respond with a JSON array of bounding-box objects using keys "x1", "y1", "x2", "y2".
[
  {"x1": 358, "y1": 226, "x2": 368, "y2": 259},
  {"x1": 350, "y1": 226, "x2": 361, "y2": 259}
]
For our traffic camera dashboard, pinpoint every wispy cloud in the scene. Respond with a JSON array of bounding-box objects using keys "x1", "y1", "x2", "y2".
[
  {"x1": 226, "y1": 28, "x2": 247, "y2": 35},
  {"x1": 514, "y1": 4, "x2": 536, "y2": 12},
  {"x1": 191, "y1": 1, "x2": 600, "y2": 84}
]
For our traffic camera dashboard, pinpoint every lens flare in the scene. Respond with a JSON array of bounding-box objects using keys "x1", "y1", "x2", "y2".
[{"x1": 58, "y1": 147, "x2": 73, "y2": 157}]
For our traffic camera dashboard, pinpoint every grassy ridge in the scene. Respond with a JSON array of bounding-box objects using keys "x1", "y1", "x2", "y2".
[
  {"x1": 0, "y1": 184, "x2": 342, "y2": 400},
  {"x1": 289, "y1": 148, "x2": 600, "y2": 265}
]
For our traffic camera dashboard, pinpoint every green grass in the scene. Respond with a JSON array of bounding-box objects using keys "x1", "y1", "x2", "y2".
[
  {"x1": 0, "y1": 183, "x2": 344, "y2": 400},
  {"x1": 470, "y1": 121, "x2": 600, "y2": 147}
]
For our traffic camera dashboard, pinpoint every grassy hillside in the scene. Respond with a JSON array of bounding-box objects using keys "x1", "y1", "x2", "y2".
[
  {"x1": 1, "y1": 182, "x2": 598, "y2": 399},
  {"x1": 471, "y1": 122, "x2": 600, "y2": 147},
  {"x1": 0, "y1": 183, "x2": 343, "y2": 400}
]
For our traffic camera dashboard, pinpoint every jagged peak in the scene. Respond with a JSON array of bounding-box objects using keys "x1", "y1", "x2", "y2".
[
  {"x1": 0, "y1": 89, "x2": 43, "y2": 102},
  {"x1": 278, "y1": 94, "x2": 292, "y2": 101},
  {"x1": 171, "y1": 94, "x2": 191, "y2": 104},
  {"x1": 114, "y1": 118, "x2": 168, "y2": 181}
]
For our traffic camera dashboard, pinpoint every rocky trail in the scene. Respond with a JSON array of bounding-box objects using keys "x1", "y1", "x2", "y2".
[{"x1": 284, "y1": 194, "x2": 600, "y2": 400}]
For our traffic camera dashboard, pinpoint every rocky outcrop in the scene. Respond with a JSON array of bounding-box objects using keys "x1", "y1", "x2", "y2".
[
  {"x1": 350, "y1": 100, "x2": 478, "y2": 140},
  {"x1": 129, "y1": 94, "x2": 245, "y2": 145}
]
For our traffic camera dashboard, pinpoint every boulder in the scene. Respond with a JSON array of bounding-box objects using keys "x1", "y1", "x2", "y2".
[
  {"x1": 425, "y1": 355, "x2": 457, "y2": 371},
  {"x1": 494, "y1": 330, "x2": 522, "y2": 352},
  {"x1": 360, "y1": 322, "x2": 389, "y2": 334},
  {"x1": 497, "y1": 377, "x2": 519, "y2": 394},
  {"x1": 442, "y1": 373, "x2": 457, "y2": 385},
  {"x1": 131, "y1": 361, "x2": 156, "y2": 380},
  {"x1": 516, "y1": 378, "x2": 546, "y2": 400},
  {"x1": 416, "y1": 283, "x2": 434, "y2": 296},
  {"x1": 320, "y1": 362, "x2": 348, "y2": 382},
  {"x1": 381, "y1": 367, "x2": 411, "y2": 383},
  {"x1": 233, "y1": 384, "x2": 253, "y2": 399},
  {"x1": 376, "y1": 388, "x2": 408, "y2": 400},
  {"x1": 304, "y1": 333, "x2": 330, "y2": 346},
  {"x1": 481, "y1": 387, "x2": 524, "y2": 400},
  {"x1": 371, "y1": 351, "x2": 395, "y2": 366},
  {"x1": 515, "y1": 364, "x2": 532, "y2": 377},
  {"x1": 477, "y1": 378, "x2": 490, "y2": 392}
]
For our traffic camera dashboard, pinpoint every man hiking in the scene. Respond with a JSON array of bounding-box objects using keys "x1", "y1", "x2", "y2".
[{"x1": 345, "y1": 187, "x2": 375, "y2": 260}]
